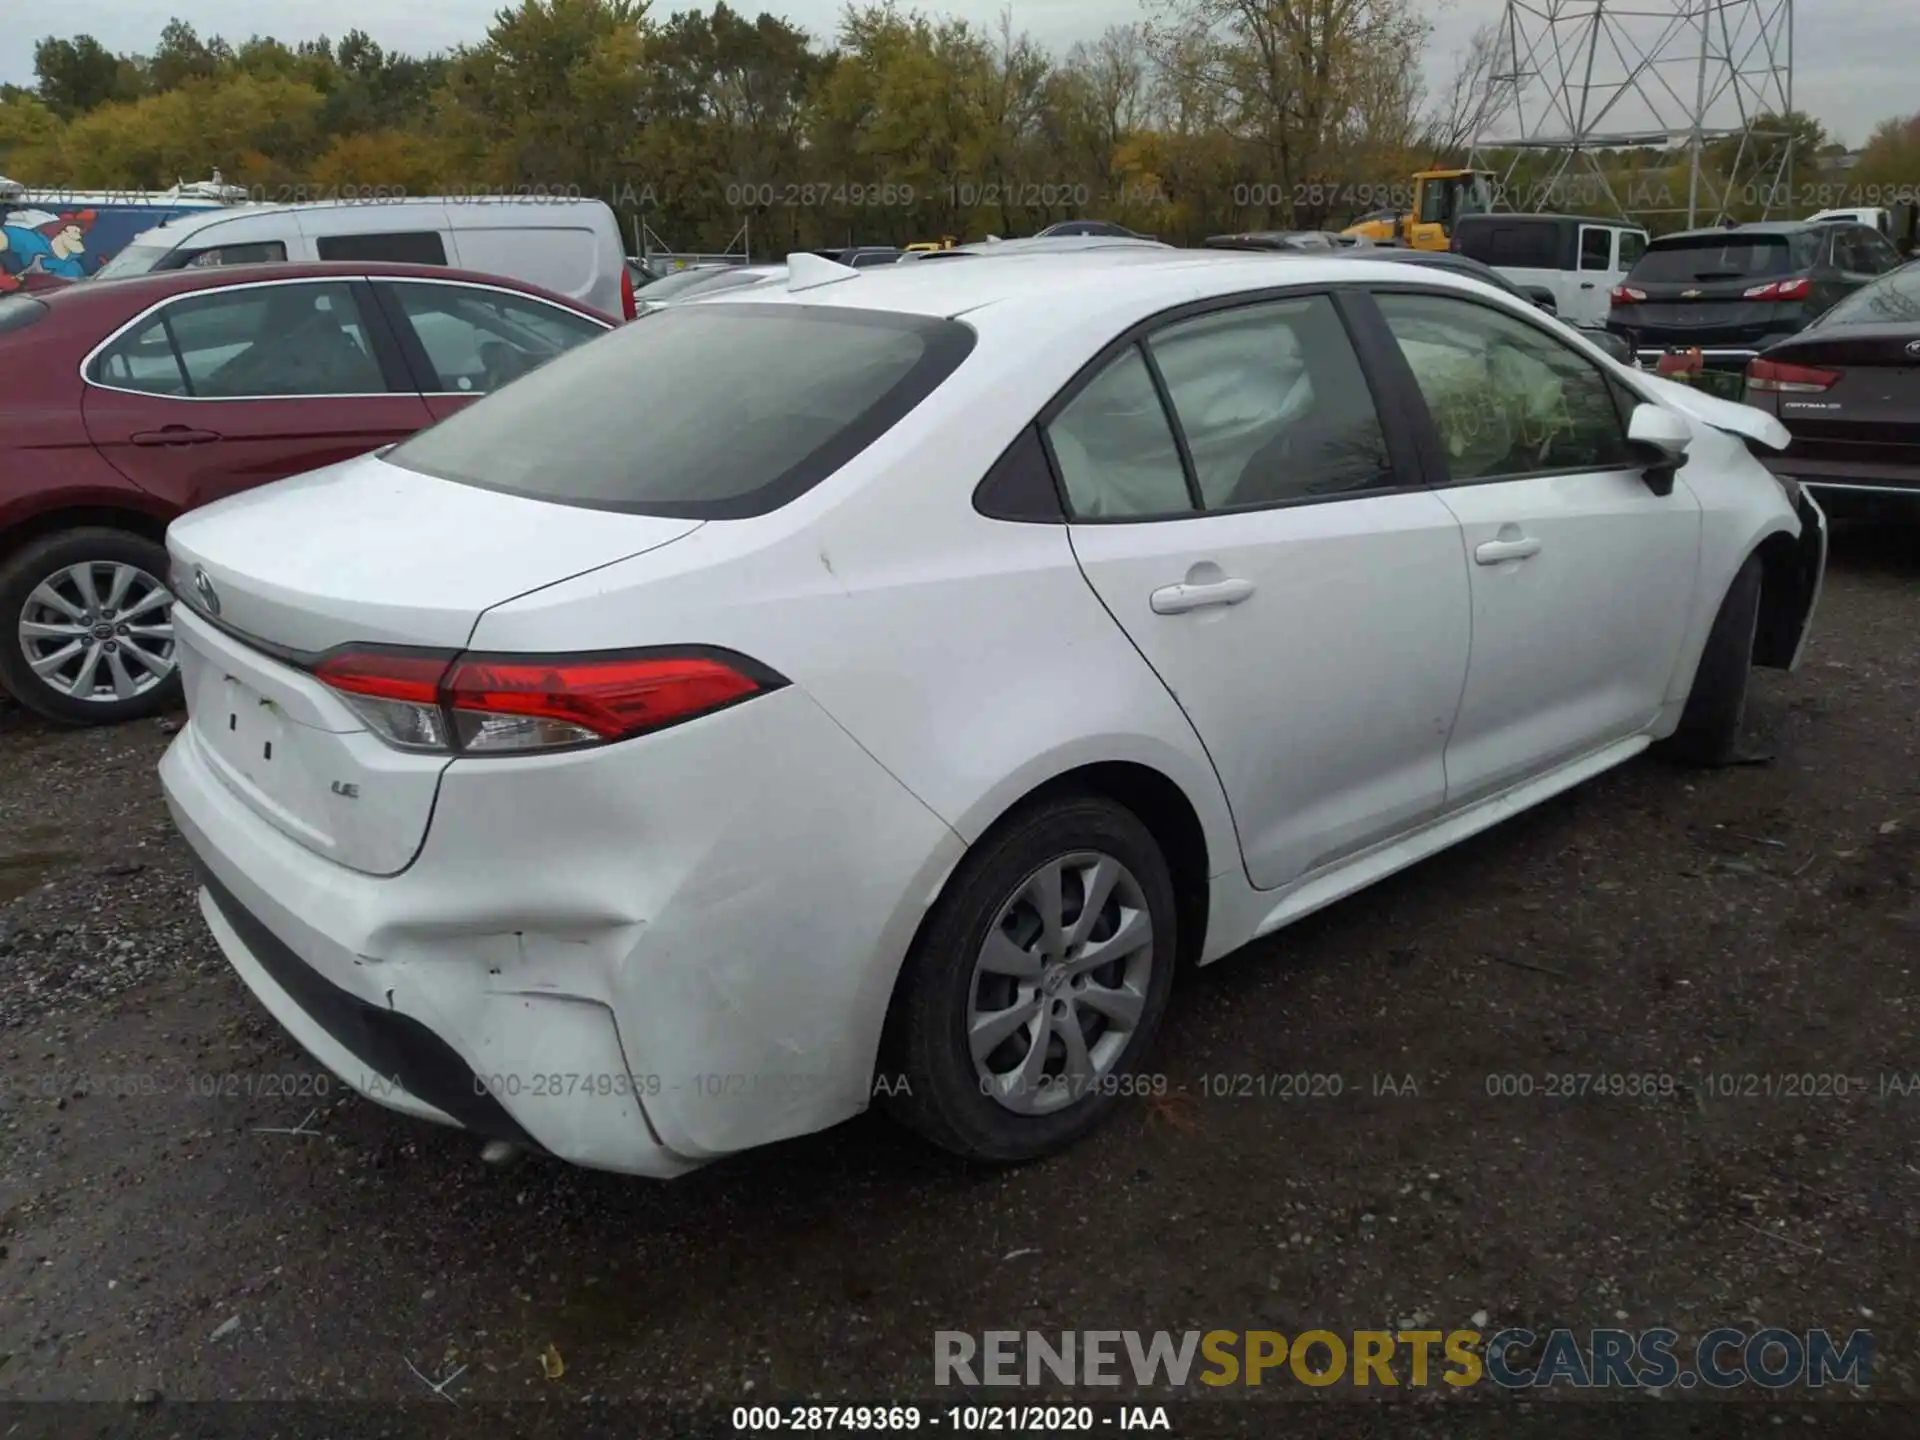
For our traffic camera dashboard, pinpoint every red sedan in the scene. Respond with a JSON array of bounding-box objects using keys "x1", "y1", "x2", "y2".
[{"x1": 0, "y1": 261, "x2": 617, "y2": 724}]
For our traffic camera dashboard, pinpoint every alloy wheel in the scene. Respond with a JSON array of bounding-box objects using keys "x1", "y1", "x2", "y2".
[
  {"x1": 969, "y1": 850, "x2": 1156, "y2": 1116},
  {"x1": 17, "y1": 561, "x2": 176, "y2": 704}
]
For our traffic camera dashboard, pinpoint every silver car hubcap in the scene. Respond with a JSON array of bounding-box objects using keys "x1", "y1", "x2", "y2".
[
  {"x1": 18, "y1": 562, "x2": 175, "y2": 703},
  {"x1": 969, "y1": 851, "x2": 1155, "y2": 1116}
]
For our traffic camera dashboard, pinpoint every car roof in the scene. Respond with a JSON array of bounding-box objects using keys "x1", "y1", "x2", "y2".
[
  {"x1": 913, "y1": 235, "x2": 1174, "y2": 259},
  {"x1": 35, "y1": 261, "x2": 613, "y2": 322},
  {"x1": 701, "y1": 249, "x2": 1522, "y2": 327},
  {"x1": 1653, "y1": 220, "x2": 1825, "y2": 242},
  {"x1": 126, "y1": 195, "x2": 613, "y2": 240}
]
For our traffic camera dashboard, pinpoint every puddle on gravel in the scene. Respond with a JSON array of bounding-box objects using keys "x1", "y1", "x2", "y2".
[{"x1": 0, "y1": 850, "x2": 78, "y2": 905}]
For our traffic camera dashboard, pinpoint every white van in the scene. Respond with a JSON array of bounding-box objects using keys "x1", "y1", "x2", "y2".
[
  {"x1": 92, "y1": 196, "x2": 634, "y2": 319},
  {"x1": 1451, "y1": 212, "x2": 1650, "y2": 325}
]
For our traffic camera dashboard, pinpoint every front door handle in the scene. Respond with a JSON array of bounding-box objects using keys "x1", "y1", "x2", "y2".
[
  {"x1": 1150, "y1": 578, "x2": 1256, "y2": 614},
  {"x1": 1475, "y1": 536, "x2": 1542, "y2": 565},
  {"x1": 1580, "y1": 281, "x2": 1597, "y2": 289},
  {"x1": 132, "y1": 426, "x2": 221, "y2": 447}
]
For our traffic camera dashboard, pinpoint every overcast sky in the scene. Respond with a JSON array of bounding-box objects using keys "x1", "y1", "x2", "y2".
[{"x1": 0, "y1": 0, "x2": 1908, "y2": 148}]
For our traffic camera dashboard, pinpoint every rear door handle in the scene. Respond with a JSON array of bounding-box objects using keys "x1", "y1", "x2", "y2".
[
  {"x1": 1580, "y1": 281, "x2": 1597, "y2": 289},
  {"x1": 131, "y1": 426, "x2": 221, "y2": 447},
  {"x1": 1150, "y1": 578, "x2": 1256, "y2": 614},
  {"x1": 1475, "y1": 536, "x2": 1542, "y2": 565}
]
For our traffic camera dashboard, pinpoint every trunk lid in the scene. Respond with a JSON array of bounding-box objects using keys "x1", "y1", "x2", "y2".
[
  {"x1": 166, "y1": 451, "x2": 703, "y2": 654},
  {"x1": 166, "y1": 452, "x2": 704, "y2": 875},
  {"x1": 1763, "y1": 324, "x2": 1920, "y2": 465}
]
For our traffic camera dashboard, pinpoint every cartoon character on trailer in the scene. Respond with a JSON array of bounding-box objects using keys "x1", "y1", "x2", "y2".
[{"x1": 0, "y1": 208, "x2": 100, "y2": 292}]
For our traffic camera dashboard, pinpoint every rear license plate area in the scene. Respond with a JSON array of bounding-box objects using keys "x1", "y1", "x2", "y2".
[{"x1": 211, "y1": 673, "x2": 291, "y2": 786}]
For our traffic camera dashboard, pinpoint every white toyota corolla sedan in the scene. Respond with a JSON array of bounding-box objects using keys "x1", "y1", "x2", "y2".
[{"x1": 159, "y1": 248, "x2": 1827, "y2": 1177}]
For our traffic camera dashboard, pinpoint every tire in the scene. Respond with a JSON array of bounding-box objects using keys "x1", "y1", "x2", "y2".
[
  {"x1": 880, "y1": 793, "x2": 1178, "y2": 1163},
  {"x1": 0, "y1": 528, "x2": 180, "y2": 727},
  {"x1": 1661, "y1": 552, "x2": 1762, "y2": 768}
]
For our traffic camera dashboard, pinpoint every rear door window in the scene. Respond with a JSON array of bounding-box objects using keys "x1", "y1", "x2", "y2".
[
  {"x1": 316, "y1": 231, "x2": 448, "y2": 265},
  {"x1": 1146, "y1": 295, "x2": 1395, "y2": 509},
  {"x1": 386, "y1": 302, "x2": 976, "y2": 518},
  {"x1": 89, "y1": 281, "x2": 391, "y2": 398},
  {"x1": 1045, "y1": 347, "x2": 1193, "y2": 518},
  {"x1": 1617, "y1": 231, "x2": 1648, "y2": 269}
]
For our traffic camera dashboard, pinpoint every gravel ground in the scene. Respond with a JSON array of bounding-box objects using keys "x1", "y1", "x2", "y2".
[{"x1": 0, "y1": 524, "x2": 1916, "y2": 1429}]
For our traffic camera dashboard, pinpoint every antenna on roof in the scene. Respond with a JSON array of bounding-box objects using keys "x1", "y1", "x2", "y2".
[{"x1": 785, "y1": 252, "x2": 861, "y2": 292}]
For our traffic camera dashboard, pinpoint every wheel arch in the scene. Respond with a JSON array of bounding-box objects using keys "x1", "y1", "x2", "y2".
[
  {"x1": 868, "y1": 754, "x2": 1218, "y2": 1125},
  {"x1": 0, "y1": 503, "x2": 173, "y2": 569},
  {"x1": 876, "y1": 754, "x2": 1222, "y2": 1082}
]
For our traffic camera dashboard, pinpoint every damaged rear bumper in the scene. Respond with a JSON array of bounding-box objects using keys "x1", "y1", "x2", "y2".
[{"x1": 160, "y1": 683, "x2": 963, "y2": 1177}]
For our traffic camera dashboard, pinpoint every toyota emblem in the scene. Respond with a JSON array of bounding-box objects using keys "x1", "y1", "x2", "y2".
[
  {"x1": 1907, "y1": 339, "x2": 1920, "y2": 359},
  {"x1": 192, "y1": 565, "x2": 221, "y2": 617}
]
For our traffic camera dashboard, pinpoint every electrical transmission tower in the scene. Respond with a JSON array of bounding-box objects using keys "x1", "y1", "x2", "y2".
[{"x1": 1473, "y1": 0, "x2": 1795, "y2": 227}]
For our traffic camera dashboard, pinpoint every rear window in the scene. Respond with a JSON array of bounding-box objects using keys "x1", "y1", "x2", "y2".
[
  {"x1": 1818, "y1": 262, "x2": 1920, "y2": 326},
  {"x1": 386, "y1": 302, "x2": 977, "y2": 519},
  {"x1": 0, "y1": 295, "x2": 49, "y2": 335},
  {"x1": 316, "y1": 231, "x2": 448, "y2": 265},
  {"x1": 1629, "y1": 233, "x2": 1812, "y2": 282}
]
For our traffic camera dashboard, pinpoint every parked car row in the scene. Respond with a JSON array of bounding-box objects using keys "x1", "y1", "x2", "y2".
[{"x1": 4, "y1": 209, "x2": 1915, "y2": 730}]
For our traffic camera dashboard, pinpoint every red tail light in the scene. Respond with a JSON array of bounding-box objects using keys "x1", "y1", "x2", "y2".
[
  {"x1": 1742, "y1": 276, "x2": 1814, "y2": 301},
  {"x1": 1610, "y1": 285, "x2": 1646, "y2": 305},
  {"x1": 620, "y1": 265, "x2": 638, "y2": 321},
  {"x1": 311, "y1": 646, "x2": 783, "y2": 754},
  {"x1": 1746, "y1": 356, "x2": 1841, "y2": 393}
]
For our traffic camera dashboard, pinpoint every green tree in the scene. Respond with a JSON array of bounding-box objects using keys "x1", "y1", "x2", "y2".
[
  {"x1": 149, "y1": 18, "x2": 232, "y2": 92},
  {"x1": 436, "y1": 0, "x2": 650, "y2": 192},
  {"x1": 33, "y1": 35, "x2": 140, "y2": 118}
]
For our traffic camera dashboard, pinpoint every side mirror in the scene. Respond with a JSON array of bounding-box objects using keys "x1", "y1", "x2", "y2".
[
  {"x1": 1627, "y1": 403, "x2": 1692, "y2": 496},
  {"x1": 1523, "y1": 284, "x2": 1558, "y2": 313}
]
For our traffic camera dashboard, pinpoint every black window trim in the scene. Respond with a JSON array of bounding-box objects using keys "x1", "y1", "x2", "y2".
[
  {"x1": 387, "y1": 301, "x2": 978, "y2": 521},
  {"x1": 80, "y1": 275, "x2": 414, "y2": 402},
  {"x1": 314, "y1": 229, "x2": 449, "y2": 267},
  {"x1": 369, "y1": 274, "x2": 615, "y2": 398},
  {"x1": 1355, "y1": 283, "x2": 1648, "y2": 491},
  {"x1": 1022, "y1": 283, "x2": 1431, "y2": 526}
]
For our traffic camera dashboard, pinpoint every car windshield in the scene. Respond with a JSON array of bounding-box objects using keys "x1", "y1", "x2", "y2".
[
  {"x1": 1628, "y1": 234, "x2": 1803, "y2": 283},
  {"x1": 1817, "y1": 261, "x2": 1920, "y2": 325},
  {"x1": 386, "y1": 302, "x2": 977, "y2": 519},
  {"x1": 92, "y1": 242, "x2": 175, "y2": 280}
]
